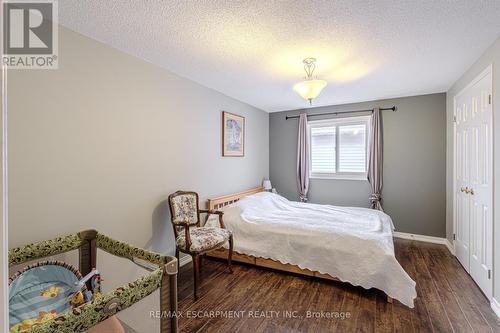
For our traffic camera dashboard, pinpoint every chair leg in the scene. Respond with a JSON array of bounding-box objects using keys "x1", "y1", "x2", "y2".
[
  {"x1": 228, "y1": 234, "x2": 233, "y2": 273},
  {"x1": 199, "y1": 254, "x2": 203, "y2": 274},
  {"x1": 175, "y1": 248, "x2": 180, "y2": 271},
  {"x1": 193, "y1": 254, "x2": 199, "y2": 300}
]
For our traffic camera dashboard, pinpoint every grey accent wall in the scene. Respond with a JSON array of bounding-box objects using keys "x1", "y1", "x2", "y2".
[
  {"x1": 446, "y1": 37, "x2": 500, "y2": 302},
  {"x1": 7, "y1": 26, "x2": 268, "y2": 331},
  {"x1": 270, "y1": 93, "x2": 446, "y2": 237}
]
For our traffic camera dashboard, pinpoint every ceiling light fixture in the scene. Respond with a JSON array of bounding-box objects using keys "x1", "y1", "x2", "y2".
[{"x1": 293, "y1": 57, "x2": 327, "y2": 105}]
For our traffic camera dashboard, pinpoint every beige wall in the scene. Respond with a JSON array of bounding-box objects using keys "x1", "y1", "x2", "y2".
[
  {"x1": 270, "y1": 93, "x2": 447, "y2": 237},
  {"x1": 7, "y1": 26, "x2": 268, "y2": 331},
  {"x1": 446, "y1": 37, "x2": 500, "y2": 303}
]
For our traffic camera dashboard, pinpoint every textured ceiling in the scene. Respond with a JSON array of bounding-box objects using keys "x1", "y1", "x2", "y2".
[{"x1": 59, "y1": 1, "x2": 500, "y2": 112}]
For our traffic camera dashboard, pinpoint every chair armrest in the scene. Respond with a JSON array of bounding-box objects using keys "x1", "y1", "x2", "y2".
[
  {"x1": 199, "y1": 209, "x2": 223, "y2": 216},
  {"x1": 183, "y1": 223, "x2": 192, "y2": 250},
  {"x1": 200, "y1": 210, "x2": 226, "y2": 228},
  {"x1": 167, "y1": 221, "x2": 193, "y2": 251}
]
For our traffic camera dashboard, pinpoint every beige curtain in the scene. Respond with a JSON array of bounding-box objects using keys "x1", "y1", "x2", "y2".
[
  {"x1": 296, "y1": 113, "x2": 309, "y2": 202},
  {"x1": 367, "y1": 108, "x2": 383, "y2": 211}
]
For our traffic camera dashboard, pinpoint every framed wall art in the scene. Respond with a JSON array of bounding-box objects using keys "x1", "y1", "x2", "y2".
[{"x1": 222, "y1": 111, "x2": 245, "y2": 157}]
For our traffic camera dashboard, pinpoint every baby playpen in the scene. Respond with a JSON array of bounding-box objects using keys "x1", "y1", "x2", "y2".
[{"x1": 8, "y1": 229, "x2": 178, "y2": 333}]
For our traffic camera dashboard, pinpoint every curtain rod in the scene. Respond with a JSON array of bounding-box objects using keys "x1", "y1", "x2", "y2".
[{"x1": 285, "y1": 106, "x2": 397, "y2": 120}]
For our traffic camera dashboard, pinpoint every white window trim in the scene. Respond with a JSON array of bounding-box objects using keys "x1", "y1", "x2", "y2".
[
  {"x1": 309, "y1": 173, "x2": 368, "y2": 181},
  {"x1": 308, "y1": 115, "x2": 370, "y2": 181}
]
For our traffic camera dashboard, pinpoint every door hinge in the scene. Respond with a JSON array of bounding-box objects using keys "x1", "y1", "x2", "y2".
[
  {"x1": 453, "y1": 233, "x2": 456, "y2": 240},
  {"x1": 488, "y1": 269, "x2": 491, "y2": 279},
  {"x1": 453, "y1": 116, "x2": 457, "y2": 123},
  {"x1": 489, "y1": 94, "x2": 492, "y2": 105}
]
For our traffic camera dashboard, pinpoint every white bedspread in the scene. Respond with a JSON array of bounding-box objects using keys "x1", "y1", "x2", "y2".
[{"x1": 208, "y1": 192, "x2": 416, "y2": 307}]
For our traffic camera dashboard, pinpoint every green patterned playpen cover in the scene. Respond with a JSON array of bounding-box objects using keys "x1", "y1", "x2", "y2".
[{"x1": 8, "y1": 230, "x2": 178, "y2": 333}]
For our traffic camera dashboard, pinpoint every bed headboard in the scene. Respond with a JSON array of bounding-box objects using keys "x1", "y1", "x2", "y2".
[{"x1": 207, "y1": 186, "x2": 264, "y2": 210}]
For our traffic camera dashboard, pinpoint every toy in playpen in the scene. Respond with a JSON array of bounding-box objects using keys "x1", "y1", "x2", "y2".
[
  {"x1": 8, "y1": 230, "x2": 178, "y2": 333},
  {"x1": 9, "y1": 261, "x2": 103, "y2": 332}
]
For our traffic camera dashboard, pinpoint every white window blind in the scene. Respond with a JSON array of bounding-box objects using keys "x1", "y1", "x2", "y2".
[
  {"x1": 308, "y1": 116, "x2": 370, "y2": 179},
  {"x1": 338, "y1": 124, "x2": 367, "y2": 173},
  {"x1": 310, "y1": 126, "x2": 336, "y2": 174}
]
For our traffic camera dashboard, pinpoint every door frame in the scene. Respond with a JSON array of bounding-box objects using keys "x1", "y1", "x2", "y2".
[
  {"x1": 0, "y1": 65, "x2": 7, "y2": 333},
  {"x1": 0, "y1": 0, "x2": 8, "y2": 329},
  {"x1": 452, "y1": 64, "x2": 493, "y2": 288}
]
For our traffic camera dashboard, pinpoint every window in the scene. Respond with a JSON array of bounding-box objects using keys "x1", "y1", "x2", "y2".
[{"x1": 308, "y1": 116, "x2": 370, "y2": 180}]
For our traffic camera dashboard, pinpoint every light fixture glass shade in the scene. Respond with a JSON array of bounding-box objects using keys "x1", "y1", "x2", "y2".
[
  {"x1": 293, "y1": 79, "x2": 327, "y2": 101},
  {"x1": 262, "y1": 179, "x2": 272, "y2": 191}
]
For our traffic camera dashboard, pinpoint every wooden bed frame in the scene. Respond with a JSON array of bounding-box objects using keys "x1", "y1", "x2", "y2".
[{"x1": 207, "y1": 186, "x2": 393, "y2": 304}]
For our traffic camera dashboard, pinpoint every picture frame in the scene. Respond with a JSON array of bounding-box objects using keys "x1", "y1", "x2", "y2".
[{"x1": 222, "y1": 111, "x2": 245, "y2": 157}]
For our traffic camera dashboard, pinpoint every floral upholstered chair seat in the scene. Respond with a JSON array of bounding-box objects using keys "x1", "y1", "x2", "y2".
[{"x1": 176, "y1": 227, "x2": 231, "y2": 252}]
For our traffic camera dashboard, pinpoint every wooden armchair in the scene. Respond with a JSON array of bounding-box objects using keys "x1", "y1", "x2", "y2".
[{"x1": 168, "y1": 191, "x2": 233, "y2": 300}]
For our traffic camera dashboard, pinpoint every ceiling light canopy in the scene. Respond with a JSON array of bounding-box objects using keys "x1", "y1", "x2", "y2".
[{"x1": 293, "y1": 57, "x2": 327, "y2": 105}]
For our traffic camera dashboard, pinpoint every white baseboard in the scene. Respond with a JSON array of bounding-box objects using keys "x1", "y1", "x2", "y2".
[
  {"x1": 491, "y1": 298, "x2": 500, "y2": 319},
  {"x1": 393, "y1": 231, "x2": 454, "y2": 255},
  {"x1": 445, "y1": 239, "x2": 455, "y2": 255},
  {"x1": 179, "y1": 255, "x2": 192, "y2": 267}
]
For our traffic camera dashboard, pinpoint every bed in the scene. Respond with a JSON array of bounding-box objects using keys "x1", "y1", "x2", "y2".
[{"x1": 206, "y1": 187, "x2": 417, "y2": 308}]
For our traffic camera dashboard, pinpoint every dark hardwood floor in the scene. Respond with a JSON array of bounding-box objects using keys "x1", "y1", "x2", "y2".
[{"x1": 177, "y1": 239, "x2": 500, "y2": 332}]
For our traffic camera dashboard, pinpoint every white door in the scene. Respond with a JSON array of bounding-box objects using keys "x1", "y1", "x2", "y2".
[
  {"x1": 454, "y1": 67, "x2": 493, "y2": 299},
  {"x1": 455, "y1": 92, "x2": 470, "y2": 272}
]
